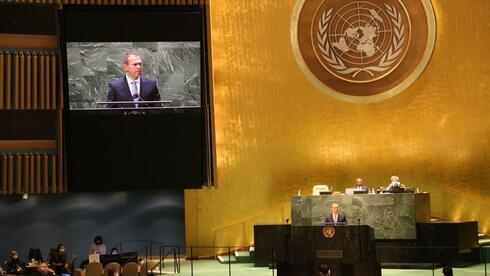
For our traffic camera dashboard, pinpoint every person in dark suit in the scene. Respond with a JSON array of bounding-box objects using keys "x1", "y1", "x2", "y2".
[
  {"x1": 107, "y1": 51, "x2": 161, "y2": 108},
  {"x1": 324, "y1": 203, "x2": 347, "y2": 225},
  {"x1": 353, "y1": 178, "x2": 369, "y2": 192}
]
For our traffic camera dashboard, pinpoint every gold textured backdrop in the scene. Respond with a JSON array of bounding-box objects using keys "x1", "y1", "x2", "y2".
[{"x1": 185, "y1": 0, "x2": 490, "y2": 254}]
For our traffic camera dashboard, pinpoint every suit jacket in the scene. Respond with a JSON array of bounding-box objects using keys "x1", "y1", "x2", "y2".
[
  {"x1": 324, "y1": 212, "x2": 347, "y2": 225},
  {"x1": 354, "y1": 185, "x2": 369, "y2": 192},
  {"x1": 107, "y1": 75, "x2": 161, "y2": 108}
]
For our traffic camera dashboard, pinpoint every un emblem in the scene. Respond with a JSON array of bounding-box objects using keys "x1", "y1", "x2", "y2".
[
  {"x1": 323, "y1": 226, "x2": 336, "y2": 238},
  {"x1": 291, "y1": 0, "x2": 436, "y2": 103}
]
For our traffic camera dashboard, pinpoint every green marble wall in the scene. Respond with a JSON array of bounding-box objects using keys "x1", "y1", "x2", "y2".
[{"x1": 291, "y1": 193, "x2": 430, "y2": 239}]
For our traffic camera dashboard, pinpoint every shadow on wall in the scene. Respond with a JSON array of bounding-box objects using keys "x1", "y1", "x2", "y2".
[{"x1": 0, "y1": 190, "x2": 184, "y2": 266}]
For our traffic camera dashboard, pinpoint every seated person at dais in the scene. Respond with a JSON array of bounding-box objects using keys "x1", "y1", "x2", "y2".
[
  {"x1": 3, "y1": 251, "x2": 25, "y2": 275},
  {"x1": 324, "y1": 203, "x2": 347, "y2": 225},
  {"x1": 384, "y1": 175, "x2": 405, "y2": 193},
  {"x1": 90, "y1": 236, "x2": 107, "y2": 255},
  {"x1": 353, "y1": 178, "x2": 369, "y2": 192},
  {"x1": 110, "y1": 247, "x2": 119, "y2": 255},
  {"x1": 49, "y1": 244, "x2": 69, "y2": 275}
]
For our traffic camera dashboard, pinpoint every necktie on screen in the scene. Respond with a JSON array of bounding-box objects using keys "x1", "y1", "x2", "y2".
[
  {"x1": 132, "y1": 81, "x2": 139, "y2": 107},
  {"x1": 132, "y1": 81, "x2": 139, "y2": 100}
]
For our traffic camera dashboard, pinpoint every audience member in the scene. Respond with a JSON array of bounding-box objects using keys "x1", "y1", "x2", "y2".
[
  {"x1": 49, "y1": 244, "x2": 69, "y2": 275},
  {"x1": 3, "y1": 251, "x2": 24, "y2": 275},
  {"x1": 106, "y1": 267, "x2": 119, "y2": 276},
  {"x1": 442, "y1": 266, "x2": 453, "y2": 276}
]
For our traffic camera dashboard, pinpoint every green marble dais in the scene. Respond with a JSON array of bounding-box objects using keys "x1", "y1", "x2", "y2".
[{"x1": 291, "y1": 193, "x2": 430, "y2": 239}]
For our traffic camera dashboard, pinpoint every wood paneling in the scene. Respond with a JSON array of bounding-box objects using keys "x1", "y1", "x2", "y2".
[
  {"x1": 0, "y1": 52, "x2": 3, "y2": 109},
  {"x1": 0, "y1": 152, "x2": 58, "y2": 194},
  {"x1": 0, "y1": 34, "x2": 58, "y2": 49},
  {"x1": 6, "y1": 52, "x2": 11, "y2": 110},
  {"x1": 20, "y1": 52, "x2": 25, "y2": 109},
  {"x1": 0, "y1": 140, "x2": 56, "y2": 151},
  {"x1": 26, "y1": 51, "x2": 31, "y2": 109},
  {"x1": 0, "y1": 50, "x2": 56, "y2": 110},
  {"x1": 1, "y1": 154, "x2": 7, "y2": 194},
  {"x1": 0, "y1": 0, "x2": 206, "y2": 195}
]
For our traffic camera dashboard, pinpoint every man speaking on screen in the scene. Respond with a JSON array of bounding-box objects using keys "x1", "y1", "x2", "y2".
[{"x1": 107, "y1": 51, "x2": 161, "y2": 108}]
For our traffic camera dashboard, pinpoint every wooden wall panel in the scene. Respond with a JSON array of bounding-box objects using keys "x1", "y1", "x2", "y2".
[
  {"x1": 50, "y1": 53, "x2": 56, "y2": 109},
  {"x1": 33, "y1": 52, "x2": 38, "y2": 109},
  {"x1": 1, "y1": 154, "x2": 7, "y2": 194},
  {"x1": 0, "y1": 49, "x2": 56, "y2": 111},
  {"x1": 0, "y1": 52, "x2": 3, "y2": 109},
  {"x1": 0, "y1": 152, "x2": 58, "y2": 194},
  {"x1": 29, "y1": 153, "x2": 35, "y2": 193},
  {"x1": 15, "y1": 153, "x2": 22, "y2": 194},
  {"x1": 23, "y1": 153, "x2": 29, "y2": 194},
  {"x1": 45, "y1": 52, "x2": 50, "y2": 109},
  {"x1": 20, "y1": 52, "x2": 25, "y2": 109},
  {"x1": 42, "y1": 153, "x2": 48, "y2": 193},
  {"x1": 0, "y1": 0, "x2": 206, "y2": 195},
  {"x1": 7, "y1": 154, "x2": 13, "y2": 193},
  {"x1": 13, "y1": 52, "x2": 19, "y2": 109},
  {"x1": 26, "y1": 51, "x2": 31, "y2": 109},
  {"x1": 6, "y1": 52, "x2": 11, "y2": 110},
  {"x1": 39, "y1": 52, "x2": 45, "y2": 110},
  {"x1": 35, "y1": 154, "x2": 41, "y2": 194}
]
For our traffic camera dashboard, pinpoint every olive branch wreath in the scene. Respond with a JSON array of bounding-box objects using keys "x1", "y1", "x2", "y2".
[{"x1": 316, "y1": 3, "x2": 405, "y2": 78}]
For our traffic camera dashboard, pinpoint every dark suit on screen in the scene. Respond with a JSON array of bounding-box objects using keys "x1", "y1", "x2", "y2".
[
  {"x1": 324, "y1": 213, "x2": 347, "y2": 225},
  {"x1": 107, "y1": 75, "x2": 161, "y2": 108}
]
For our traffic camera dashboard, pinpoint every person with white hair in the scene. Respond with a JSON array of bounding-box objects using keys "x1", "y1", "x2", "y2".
[{"x1": 385, "y1": 175, "x2": 404, "y2": 192}]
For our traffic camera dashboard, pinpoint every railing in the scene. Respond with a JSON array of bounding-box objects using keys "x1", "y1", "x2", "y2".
[{"x1": 112, "y1": 240, "x2": 489, "y2": 275}]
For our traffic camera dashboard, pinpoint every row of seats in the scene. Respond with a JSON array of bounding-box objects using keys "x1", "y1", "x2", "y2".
[{"x1": 78, "y1": 260, "x2": 160, "y2": 276}]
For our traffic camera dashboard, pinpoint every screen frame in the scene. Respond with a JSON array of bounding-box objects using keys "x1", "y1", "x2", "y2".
[{"x1": 58, "y1": 4, "x2": 213, "y2": 191}]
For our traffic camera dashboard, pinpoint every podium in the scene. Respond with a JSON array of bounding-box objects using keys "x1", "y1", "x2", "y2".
[{"x1": 254, "y1": 225, "x2": 381, "y2": 276}]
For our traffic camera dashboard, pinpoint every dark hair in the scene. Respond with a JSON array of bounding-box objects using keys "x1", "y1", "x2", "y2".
[
  {"x1": 94, "y1": 236, "x2": 104, "y2": 244},
  {"x1": 442, "y1": 266, "x2": 453, "y2": 276},
  {"x1": 318, "y1": 264, "x2": 330, "y2": 274}
]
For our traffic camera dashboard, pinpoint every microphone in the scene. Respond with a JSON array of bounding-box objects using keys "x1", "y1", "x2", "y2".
[
  {"x1": 132, "y1": 93, "x2": 142, "y2": 108},
  {"x1": 285, "y1": 218, "x2": 290, "y2": 224}
]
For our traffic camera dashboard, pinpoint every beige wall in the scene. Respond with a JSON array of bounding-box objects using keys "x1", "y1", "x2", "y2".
[{"x1": 185, "y1": 0, "x2": 490, "y2": 254}]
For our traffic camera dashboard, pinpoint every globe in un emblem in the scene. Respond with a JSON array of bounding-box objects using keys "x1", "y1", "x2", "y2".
[{"x1": 315, "y1": 1, "x2": 410, "y2": 83}]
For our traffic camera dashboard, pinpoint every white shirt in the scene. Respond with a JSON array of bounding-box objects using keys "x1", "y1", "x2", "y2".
[
  {"x1": 333, "y1": 213, "x2": 338, "y2": 223},
  {"x1": 126, "y1": 74, "x2": 140, "y2": 99}
]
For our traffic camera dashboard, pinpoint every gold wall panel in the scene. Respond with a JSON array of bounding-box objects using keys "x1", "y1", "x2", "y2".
[{"x1": 185, "y1": 0, "x2": 490, "y2": 254}]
